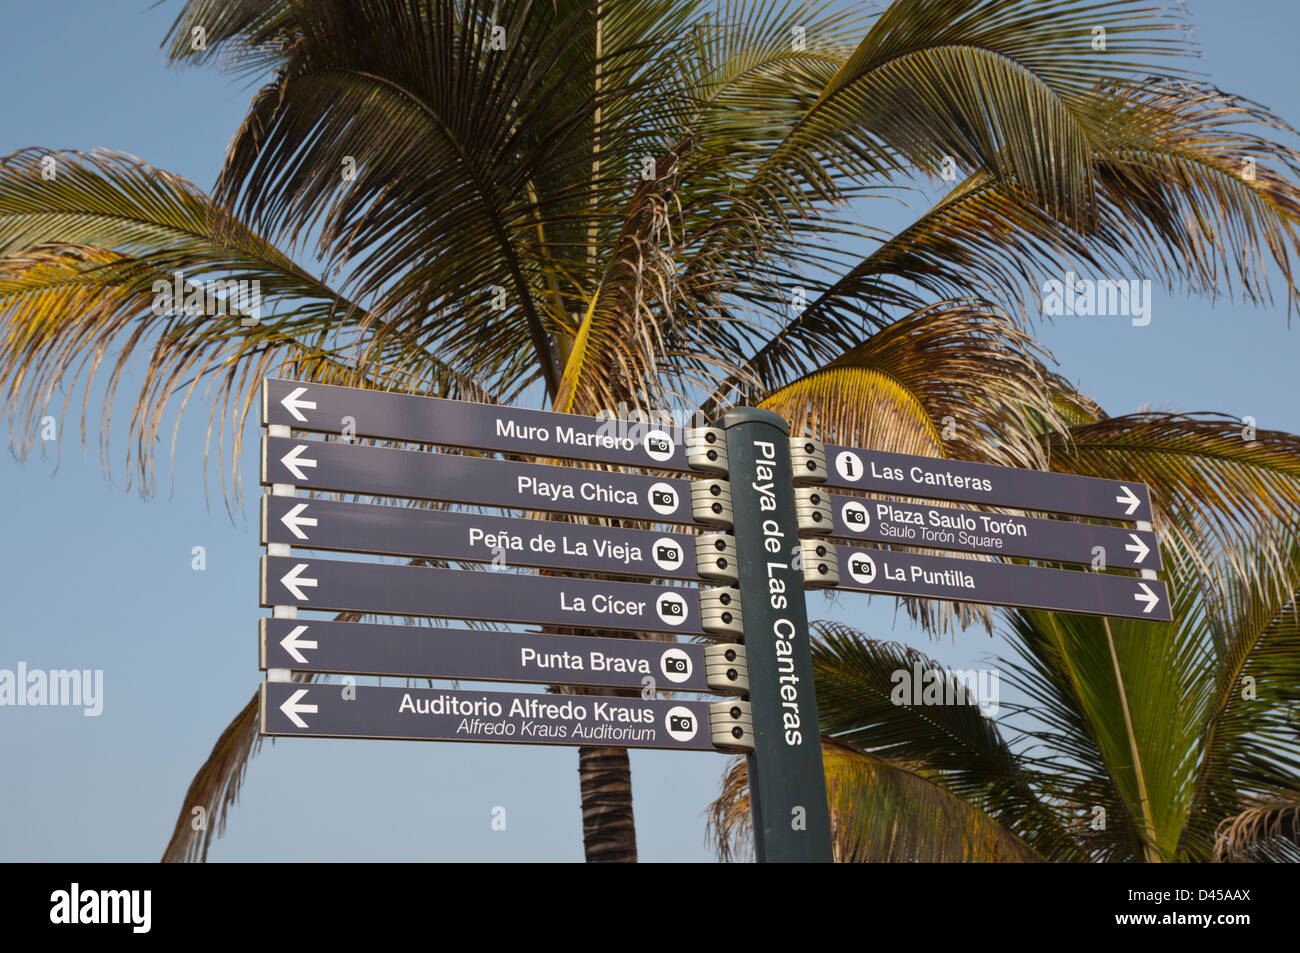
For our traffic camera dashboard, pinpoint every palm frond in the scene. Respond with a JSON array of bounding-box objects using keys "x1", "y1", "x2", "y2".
[
  {"x1": 1212, "y1": 797, "x2": 1300, "y2": 863},
  {"x1": 810, "y1": 621, "x2": 1087, "y2": 859},
  {"x1": 161, "y1": 0, "x2": 299, "y2": 76},
  {"x1": 205, "y1": 0, "x2": 720, "y2": 404},
  {"x1": 1044, "y1": 412, "x2": 1300, "y2": 598},
  {"x1": 160, "y1": 688, "x2": 264, "y2": 863},
  {"x1": 1178, "y1": 527, "x2": 1300, "y2": 859},
  {"x1": 745, "y1": 0, "x2": 1188, "y2": 239},
  {"x1": 725, "y1": 74, "x2": 1300, "y2": 392},
  {"x1": 0, "y1": 149, "x2": 486, "y2": 502},
  {"x1": 706, "y1": 740, "x2": 1045, "y2": 862},
  {"x1": 757, "y1": 299, "x2": 1068, "y2": 470},
  {"x1": 997, "y1": 520, "x2": 1300, "y2": 862}
]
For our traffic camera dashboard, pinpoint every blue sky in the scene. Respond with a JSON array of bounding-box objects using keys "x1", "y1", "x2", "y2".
[{"x1": 1, "y1": 0, "x2": 1297, "y2": 862}]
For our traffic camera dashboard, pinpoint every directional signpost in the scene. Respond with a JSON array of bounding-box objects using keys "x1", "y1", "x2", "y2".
[
  {"x1": 254, "y1": 377, "x2": 1173, "y2": 864},
  {"x1": 262, "y1": 496, "x2": 725, "y2": 582},
  {"x1": 823, "y1": 445, "x2": 1153, "y2": 521},
  {"x1": 262, "y1": 682, "x2": 727, "y2": 750},
  {"x1": 828, "y1": 494, "x2": 1160, "y2": 570},
  {"x1": 264, "y1": 378, "x2": 699, "y2": 471},
  {"x1": 833, "y1": 545, "x2": 1170, "y2": 621},
  {"x1": 263, "y1": 435, "x2": 710, "y2": 525},
  {"x1": 719, "y1": 409, "x2": 834, "y2": 863},
  {"x1": 260, "y1": 619, "x2": 745, "y2": 693},
  {"x1": 260, "y1": 555, "x2": 742, "y2": 635}
]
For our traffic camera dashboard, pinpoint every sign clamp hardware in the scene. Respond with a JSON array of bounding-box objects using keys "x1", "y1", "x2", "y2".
[
  {"x1": 691, "y1": 478, "x2": 734, "y2": 526},
  {"x1": 695, "y1": 532, "x2": 740, "y2": 584},
  {"x1": 699, "y1": 586, "x2": 743, "y2": 637},
  {"x1": 789, "y1": 437, "x2": 827, "y2": 485},
  {"x1": 687, "y1": 427, "x2": 729, "y2": 474},
  {"x1": 800, "y1": 539, "x2": 839, "y2": 588},
  {"x1": 704, "y1": 643, "x2": 749, "y2": 693},
  {"x1": 709, "y1": 700, "x2": 754, "y2": 751},
  {"x1": 794, "y1": 486, "x2": 833, "y2": 535}
]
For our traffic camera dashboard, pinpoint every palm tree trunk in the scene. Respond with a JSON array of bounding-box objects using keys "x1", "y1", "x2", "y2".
[
  {"x1": 568, "y1": 0, "x2": 639, "y2": 866},
  {"x1": 578, "y1": 745, "x2": 638, "y2": 862}
]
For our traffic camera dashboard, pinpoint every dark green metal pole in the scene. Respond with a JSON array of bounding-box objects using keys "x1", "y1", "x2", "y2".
[{"x1": 717, "y1": 408, "x2": 834, "y2": 862}]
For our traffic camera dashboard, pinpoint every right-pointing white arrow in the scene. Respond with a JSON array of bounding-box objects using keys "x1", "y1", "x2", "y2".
[
  {"x1": 280, "y1": 444, "x2": 318, "y2": 481},
  {"x1": 281, "y1": 386, "x2": 316, "y2": 422},
  {"x1": 280, "y1": 688, "x2": 318, "y2": 728},
  {"x1": 279, "y1": 563, "x2": 318, "y2": 601},
  {"x1": 1124, "y1": 533, "x2": 1150, "y2": 563},
  {"x1": 1134, "y1": 582, "x2": 1160, "y2": 614},
  {"x1": 1115, "y1": 485, "x2": 1141, "y2": 516},
  {"x1": 280, "y1": 502, "x2": 317, "y2": 540},
  {"x1": 279, "y1": 625, "x2": 317, "y2": 664}
]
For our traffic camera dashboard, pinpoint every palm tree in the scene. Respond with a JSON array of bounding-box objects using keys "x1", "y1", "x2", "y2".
[
  {"x1": 3, "y1": 0, "x2": 1300, "y2": 862},
  {"x1": 707, "y1": 501, "x2": 1300, "y2": 862}
]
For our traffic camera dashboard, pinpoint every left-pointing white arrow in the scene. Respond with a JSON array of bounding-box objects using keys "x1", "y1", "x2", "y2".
[
  {"x1": 1133, "y1": 582, "x2": 1160, "y2": 615},
  {"x1": 280, "y1": 688, "x2": 318, "y2": 728},
  {"x1": 1124, "y1": 533, "x2": 1150, "y2": 563},
  {"x1": 280, "y1": 444, "x2": 317, "y2": 481},
  {"x1": 281, "y1": 386, "x2": 316, "y2": 422},
  {"x1": 280, "y1": 502, "x2": 317, "y2": 540},
  {"x1": 280, "y1": 563, "x2": 318, "y2": 601},
  {"x1": 280, "y1": 625, "x2": 318, "y2": 664}
]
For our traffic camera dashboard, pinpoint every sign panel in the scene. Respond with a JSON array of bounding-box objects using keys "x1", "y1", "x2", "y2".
[
  {"x1": 718, "y1": 408, "x2": 834, "y2": 862},
  {"x1": 823, "y1": 445, "x2": 1153, "y2": 522},
  {"x1": 260, "y1": 555, "x2": 707, "y2": 634},
  {"x1": 834, "y1": 546, "x2": 1172, "y2": 621},
  {"x1": 261, "y1": 681, "x2": 718, "y2": 750},
  {"x1": 828, "y1": 493, "x2": 1161, "y2": 570},
  {"x1": 262, "y1": 496, "x2": 700, "y2": 580},
  {"x1": 260, "y1": 618, "x2": 714, "y2": 692},
  {"x1": 264, "y1": 378, "x2": 690, "y2": 470},
  {"x1": 262, "y1": 435, "x2": 694, "y2": 524}
]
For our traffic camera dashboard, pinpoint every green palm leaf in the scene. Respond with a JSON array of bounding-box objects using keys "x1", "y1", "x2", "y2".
[
  {"x1": 0, "y1": 149, "x2": 484, "y2": 498},
  {"x1": 708, "y1": 739, "x2": 1046, "y2": 862}
]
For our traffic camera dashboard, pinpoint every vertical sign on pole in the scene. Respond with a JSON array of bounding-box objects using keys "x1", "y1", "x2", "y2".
[{"x1": 718, "y1": 409, "x2": 834, "y2": 862}]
